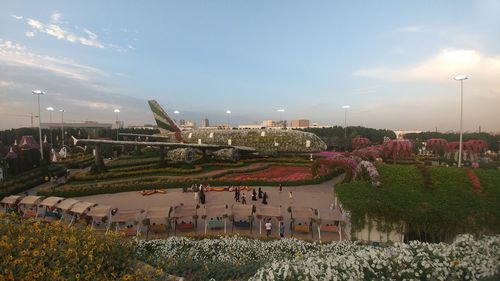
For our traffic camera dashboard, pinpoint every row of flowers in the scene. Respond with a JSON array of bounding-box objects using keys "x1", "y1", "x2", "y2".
[
  {"x1": 356, "y1": 160, "x2": 382, "y2": 187},
  {"x1": 136, "y1": 234, "x2": 500, "y2": 281},
  {"x1": 218, "y1": 166, "x2": 313, "y2": 182}
]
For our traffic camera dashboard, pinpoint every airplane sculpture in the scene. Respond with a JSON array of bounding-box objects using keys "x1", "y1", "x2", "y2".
[{"x1": 73, "y1": 100, "x2": 327, "y2": 166}]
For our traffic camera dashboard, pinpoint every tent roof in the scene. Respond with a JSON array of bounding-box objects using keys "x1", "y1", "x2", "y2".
[
  {"x1": 318, "y1": 208, "x2": 345, "y2": 222},
  {"x1": 256, "y1": 205, "x2": 282, "y2": 218},
  {"x1": 19, "y1": 136, "x2": 40, "y2": 150},
  {"x1": 290, "y1": 207, "x2": 315, "y2": 220},
  {"x1": 0, "y1": 195, "x2": 22, "y2": 205},
  {"x1": 145, "y1": 207, "x2": 171, "y2": 219},
  {"x1": 19, "y1": 195, "x2": 42, "y2": 206},
  {"x1": 40, "y1": 197, "x2": 65, "y2": 208},
  {"x1": 203, "y1": 204, "x2": 228, "y2": 218},
  {"x1": 56, "y1": 198, "x2": 80, "y2": 211},
  {"x1": 110, "y1": 209, "x2": 142, "y2": 223},
  {"x1": 230, "y1": 204, "x2": 253, "y2": 217},
  {"x1": 171, "y1": 205, "x2": 197, "y2": 219},
  {"x1": 87, "y1": 205, "x2": 113, "y2": 218},
  {"x1": 69, "y1": 201, "x2": 96, "y2": 214}
]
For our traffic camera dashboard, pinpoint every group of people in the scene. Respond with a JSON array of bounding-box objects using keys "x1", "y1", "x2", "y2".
[
  {"x1": 234, "y1": 187, "x2": 269, "y2": 205},
  {"x1": 264, "y1": 219, "x2": 286, "y2": 237},
  {"x1": 192, "y1": 184, "x2": 206, "y2": 204}
]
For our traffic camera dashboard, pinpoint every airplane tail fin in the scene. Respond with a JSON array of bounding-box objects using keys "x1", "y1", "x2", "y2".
[{"x1": 148, "y1": 100, "x2": 181, "y2": 134}]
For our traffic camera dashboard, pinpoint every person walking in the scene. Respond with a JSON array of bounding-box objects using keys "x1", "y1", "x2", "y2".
[
  {"x1": 194, "y1": 190, "x2": 199, "y2": 204},
  {"x1": 234, "y1": 186, "x2": 238, "y2": 202},
  {"x1": 288, "y1": 191, "x2": 293, "y2": 203},
  {"x1": 241, "y1": 193, "x2": 247, "y2": 205},
  {"x1": 251, "y1": 189, "x2": 257, "y2": 201},
  {"x1": 236, "y1": 187, "x2": 240, "y2": 202},
  {"x1": 258, "y1": 187, "x2": 263, "y2": 199},
  {"x1": 262, "y1": 192, "x2": 268, "y2": 205},
  {"x1": 279, "y1": 183, "x2": 282, "y2": 192},
  {"x1": 279, "y1": 221, "x2": 285, "y2": 238},
  {"x1": 265, "y1": 219, "x2": 272, "y2": 237}
]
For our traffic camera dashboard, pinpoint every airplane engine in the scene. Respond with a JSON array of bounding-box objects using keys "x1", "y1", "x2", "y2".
[
  {"x1": 166, "y1": 148, "x2": 195, "y2": 163},
  {"x1": 211, "y1": 148, "x2": 240, "y2": 161}
]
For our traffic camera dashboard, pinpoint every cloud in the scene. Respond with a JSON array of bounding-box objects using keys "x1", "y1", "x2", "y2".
[
  {"x1": 396, "y1": 25, "x2": 425, "y2": 33},
  {"x1": 25, "y1": 31, "x2": 35, "y2": 38},
  {"x1": 12, "y1": 15, "x2": 23, "y2": 20},
  {"x1": 56, "y1": 97, "x2": 118, "y2": 110},
  {"x1": 22, "y1": 16, "x2": 115, "y2": 50},
  {"x1": 0, "y1": 39, "x2": 107, "y2": 81},
  {"x1": 51, "y1": 12, "x2": 62, "y2": 23},
  {"x1": 355, "y1": 49, "x2": 500, "y2": 86}
]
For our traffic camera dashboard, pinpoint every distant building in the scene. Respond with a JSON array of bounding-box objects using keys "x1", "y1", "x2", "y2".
[
  {"x1": 179, "y1": 119, "x2": 186, "y2": 126},
  {"x1": 238, "y1": 125, "x2": 265, "y2": 130},
  {"x1": 260, "y1": 120, "x2": 287, "y2": 128},
  {"x1": 127, "y1": 124, "x2": 158, "y2": 130},
  {"x1": 41, "y1": 121, "x2": 112, "y2": 130},
  {"x1": 114, "y1": 121, "x2": 124, "y2": 129},
  {"x1": 201, "y1": 118, "x2": 209, "y2": 127},
  {"x1": 291, "y1": 119, "x2": 310, "y2": 128}
]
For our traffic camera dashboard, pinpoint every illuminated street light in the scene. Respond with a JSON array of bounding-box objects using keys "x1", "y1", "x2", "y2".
[
  {"x1": 453, "y1": 75, "x2": 469, "y2": 168},
  {"x1": 114, "y1": 109, "x2": 121, "y2": 140},
  {"x1": 32, "y1": 90, "x2": 45, "y2": 160},
  {"x1": 46, "y1": 107, "x2": 54, "y2": 145},
  {"x1": 226, "y1": 110, "x2": 231, "y2": 129},
  {"x1": 59, "y1": 109, "x2": 66, "y2": 146},
  {"x1": 342, "y1": 105, "x2": 350, "y2": 139}
]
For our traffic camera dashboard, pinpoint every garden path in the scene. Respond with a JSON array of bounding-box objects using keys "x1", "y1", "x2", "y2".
[{"x1": 75, "y1": 174, "x2": 346, "y2": 241}]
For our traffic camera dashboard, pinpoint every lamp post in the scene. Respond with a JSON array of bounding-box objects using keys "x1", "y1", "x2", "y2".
[
  {"x1": 342, "y1": 105, "x2": 350, "y2": 139},
  {"x1": 453, "y1": 75, "x2": 469, "y2": 168},
  {"x1": 114, "y1": 109, "x2": 121, "y2": 140},
  {"x1": 277, "y1": 109, "x2": 285, "y2": 128},
  {"x1": 226, "y1": 110, "x2": 231, "y2": 129},
  {"x1": 59, "y1": 109, "x2": 65, "y2": 147},
  {"x1": 174, "y1": 110, "x2": 180, "y2": 126},
  {"x1": 46, "y1": 107, "x2": 54, "y2": 145},
  {"x1": 32, "y1": 90, "x2": 45, "y2": 160}
]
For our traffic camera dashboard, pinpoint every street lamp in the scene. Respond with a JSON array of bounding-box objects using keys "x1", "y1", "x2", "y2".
[
  {"x1": 453, "y1": 75, "x2": 469, "y2": 168},
  {"x1": 46, "y1": 107, "x2": 54, "y2": 145},
  {"x1": 226, "y1": 110, "x2": 231, "y2": 129},
  {"x1": 277, "y1": 109, "x2": 285, "y2": 128},
  {"x1": 59, "y1": 109, "x2": 65, "y2": 147},
  {"x1": 114, "y1": 109, "x2": 121, "y2": 140},
  {"x1": 173, "y1": 110, "x2": 180, "y2": 126},
  {"x1": 342, "y1": 105, "x2": 350, "y2": 139},
  {"x1": 32, "y1": 90, "x2": 45, "y2": 160}
]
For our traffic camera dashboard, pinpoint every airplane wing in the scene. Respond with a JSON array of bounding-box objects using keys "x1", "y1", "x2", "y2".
[
  {"x1": 119, "y1": 133, "x2": 171, "y2": 140},
  {"x1": 72, "y1": 137, "x2": 256, "y2": 152}
]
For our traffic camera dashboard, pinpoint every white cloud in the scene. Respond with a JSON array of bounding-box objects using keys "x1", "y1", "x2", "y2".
[
  {"x1": 51, "y1": 12, "x2": 62, "y2": 23},
  {"x1": 56, "y1": 97, "x2": 117, "y2": 110},
  {"x1": 12, "y1": 15, "x2": 23, "y2": 20},
  {"x1": 396, "y1": 25, "x2": 425, "y2": 33},
  {"x1": 27, "y1": 18, "x2": 43, "y2": 30},
  {"x1": 25, "y1": 31, "x2": 35, "y2": 38},
  {"x1": 0, "y1": 40, "x2": 107, "y2": 81},
  {"x1": 355, "y1": 49, "x2": 500, "y2": 86},
  {"x1": 22, "y1": 16, "x2": 114, "y2": 50}
]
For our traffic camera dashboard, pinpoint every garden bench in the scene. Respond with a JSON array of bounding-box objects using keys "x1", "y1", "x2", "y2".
[
  {"x1": 208, "y1": 220, "x2": 224, "y2": 229},
  {"x1": 294, "y1": 225, "x2": 310, "y2": 233}
]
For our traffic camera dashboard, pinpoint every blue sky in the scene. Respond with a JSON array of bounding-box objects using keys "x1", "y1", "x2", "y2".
[{"x1": 1, "y1": 1, "x2": 499, "y2": 131}]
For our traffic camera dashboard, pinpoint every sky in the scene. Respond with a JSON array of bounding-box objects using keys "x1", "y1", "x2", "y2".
[{"x1": 0, "y1": 1, "x2": 499, "y2": 132}]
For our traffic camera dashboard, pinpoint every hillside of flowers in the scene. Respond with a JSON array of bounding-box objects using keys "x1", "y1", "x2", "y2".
[
  {"x1": 137, "y1": 234, "x2": 500, "y2": 281},
  {"x1": 218, "y1": 166, "x2": 312, "y2": 181},
  {"x1": 336, "y1": 164, "x2": 500, "y2": 242}
]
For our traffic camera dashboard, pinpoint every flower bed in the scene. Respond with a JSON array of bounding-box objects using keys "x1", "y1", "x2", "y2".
[
  {"x1": 356, "y1": 161, "x2": 382, "y2": 187},
  {"x1": 218, "y1": 166, "x2": 312, "y2": 182},
  {"x1": 0, "y1": 213, "x2": 153, "y2": 281},
  {"x1": 467, "y1": 169, "x2": 482, "y2": 192},
  {"x1": 136, "y1": 234, "x2": 500, "y2": 281}
]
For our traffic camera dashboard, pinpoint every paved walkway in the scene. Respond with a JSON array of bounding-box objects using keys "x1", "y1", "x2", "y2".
[{"x1": 75, "y1": 175, "x2": 345, "y2": 241}]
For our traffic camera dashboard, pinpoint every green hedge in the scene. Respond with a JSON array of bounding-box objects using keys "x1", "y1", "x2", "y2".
[
  {"x1": 336, "y1": 164, "x2": 500, "y2": 242},
  {"x1": 0, "y1": 166, "x2": 65, "y2": 198},
  {"x1": 37, "y1": 168, "x2": 342, "y2": 197}
]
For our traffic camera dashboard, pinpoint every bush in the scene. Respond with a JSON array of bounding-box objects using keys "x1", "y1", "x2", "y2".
[
  {"x1": 0, "y1": 166, "x2": 64, "y2": 198},
  {"x1": 0, "y1": 213, "x2": 151, "y2": 281}
]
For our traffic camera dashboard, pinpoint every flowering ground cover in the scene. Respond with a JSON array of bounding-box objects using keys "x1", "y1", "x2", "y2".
[
  {"x1": 218, "y1": 165, "x2": 312, "y2": 182},
  {"x1": 0, "y1": 213, "x2": 164, "y2": 281},
  {"x1": 137, "y1": 234, "x2": 500, "y2": 281}
]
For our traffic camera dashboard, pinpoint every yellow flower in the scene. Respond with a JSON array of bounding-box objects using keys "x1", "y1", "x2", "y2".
[
  {"x1": 122, "y1": 274, "x2": 133, "y2": 281},
  {"x1": 20, "y1": 250, "x2": 29, "y2": 256},
  {"x1": 33, "y1": 249, "x2": 40, "y2": 257},
  {"x1": 452, "y1": 259, "x2": 460, "y2": 266}
]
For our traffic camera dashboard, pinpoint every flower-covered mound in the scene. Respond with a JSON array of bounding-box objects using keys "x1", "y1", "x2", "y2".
[
  {"x1": 219, "y1": 166, "x2": 312, "y2": 181},
  {"x1": 137, "y1": 234, "x2": 500, "y2": 281}
]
